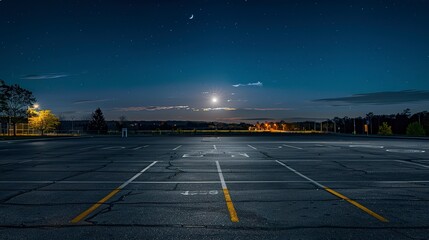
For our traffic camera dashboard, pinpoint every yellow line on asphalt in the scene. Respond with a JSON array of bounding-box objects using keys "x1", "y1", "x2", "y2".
[
  {"x1": 275, "y1": 160, "x2": 389, "y2": 223},
  {"x1": 222, "y1": 188, "x2": 239, "y2": 222},
  {"x1": 71, "y1": 161, "x2": 157, "y2": 223},
  {"x1": 71, "y1": 188, "x2": 121, "y2": 223},
  {"x1": 324, "y1": 187, "x2": 389, "y2": 222},
  {"x1": 216, "y1": 161, "x2": 239, "y2": 222}
]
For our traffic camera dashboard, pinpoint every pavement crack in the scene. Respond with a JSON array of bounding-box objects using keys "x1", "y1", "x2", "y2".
[
  {"x1": 0, "y1": 162, "x2": 113, "y2": 204},
  {"x1": 332, "y1": 161, "x2": 369, "y2": 174},
  {"x1": 85, "y1": 190, "x2": 133, "y2": 225},
  {"x1": 165, "y1": 161, "x2": 185, "y2": 180}
]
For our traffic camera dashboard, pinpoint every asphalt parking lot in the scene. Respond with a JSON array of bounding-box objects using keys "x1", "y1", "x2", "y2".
[{"x1": 0, "y1": 135, "x2": 428, "y2": 239}]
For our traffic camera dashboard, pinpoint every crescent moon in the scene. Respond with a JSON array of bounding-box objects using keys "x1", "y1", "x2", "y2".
[{"x1": 189, "y1": 14, "x2": 194, "y2": 20}]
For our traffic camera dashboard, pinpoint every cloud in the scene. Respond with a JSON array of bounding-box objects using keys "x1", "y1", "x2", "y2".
[
  {"x1": 242, "y1": 107, "x2": 292, "y2": 111},
  {"x1": 202, "y1": 107, "x2": 237, "y2": 111},
  {"x1": 241, "y1": 118, "x2": 276, "y2": 121},
  {"x1": 314, "y1": 90, "x2": 429, "y2": 105},
  {"x1": 116, "y1": 106, "x2": 189, "y2": 112},
  {"x1": 227, "y1": 99, "x2": 248, "y2": 102},
  {"x1": 21, "y1": 73, "x2": 70, "y2": 80},
  {"x1": 73, "y1": 99, "x2": 112, "y2": 104},
  {"x1": 232, "y1": 81, "x2": 263, "y2": 87}
]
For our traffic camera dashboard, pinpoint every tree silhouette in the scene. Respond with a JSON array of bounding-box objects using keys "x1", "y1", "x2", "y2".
[
  {"x1": 0, "y1": 82, "x2": 36, "y2": 136},
  {"x1": 406, "y1": 122, "x2": 425, "y2": 136},
  {"x1": 88, "y1": 108, "x2": 108, "y2": 134}
]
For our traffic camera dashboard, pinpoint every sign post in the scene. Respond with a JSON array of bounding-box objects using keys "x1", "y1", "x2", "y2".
[{"x1": 122, "y1": 128, "x2": 128, "y2": 138}]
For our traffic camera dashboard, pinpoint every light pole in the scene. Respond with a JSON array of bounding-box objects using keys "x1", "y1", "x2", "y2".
[
  {"x1": 71, "y1": 116, "x2": 75, "y2": 133},
  {"x1": 353, "y1": 118, "x2": 356, "y2": 135}
]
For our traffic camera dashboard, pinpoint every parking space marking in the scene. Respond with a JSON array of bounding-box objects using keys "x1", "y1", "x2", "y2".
[
  {"x1": 282, "y1": 144, "x2": 303, "y2": 150},
  {"x1": 395, "y1": 160, "x2": 429, "y2": 169},
  {"x1": 216, "y1": 161, "x2": 239, "y2": 223},
  {"x1": 102, "y1": 146, "x2": 126, "y2": 150},
  {"x1": 247, "y1": 144, "x2": 257, "y2": 150},
  {"x1": 213, "y1": 145, "x2": 217, "y2": 150},
  {"x1": 181, "y1": 190, "x2": 218, "y2": 195},
  {"x1": 349, "y1": 145, "x2": 384, "y2": 149},
  {"x1": 172, "y1": 145, "x2": 182, "y2": 150},
  {"x1": 2, "y1": 180, "x2": 429, "y2": 184},
  {"x1": 70, "y1": 161, "x2": 157, "y2": 223},
  {"x1": 387, "y1": 149, "x2": 426, "y2": 153},
  {"x1": 132, "y1": 145, "x2": 149, "y2": 150},
  {"x1": 275, "y1": 160, "x2": 389, "y2": 222},
  {"x1": 79, "y1": 145, "x2": 103, "y2": 150}
]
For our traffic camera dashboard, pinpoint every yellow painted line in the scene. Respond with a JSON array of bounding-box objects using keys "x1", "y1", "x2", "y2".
[
  {"x1": 324, "y1": 187, "x2": 389, "y2": 222},
  {"x1": 216, "y1": 161, "x2": 239, "y2": 222},
  {"x1": 71, "y1": 188, "x2": 120, "y2": 223},
  {"x1": 223, "y1": 188, "x2": 239, "y2": 222},
  {"x1": 275, "y1": 160, "x2": 389, "y2": 223},
  {"x1": 70, "y1": 161, "x2": 157, "y2": 223}
]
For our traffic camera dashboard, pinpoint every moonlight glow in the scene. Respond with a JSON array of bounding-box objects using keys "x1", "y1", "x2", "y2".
[{"x1": 212, "y1": 97, "x2": 218, "y2": 103}]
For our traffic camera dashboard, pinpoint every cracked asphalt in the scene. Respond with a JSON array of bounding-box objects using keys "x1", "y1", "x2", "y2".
[{"x1": 0, "y1": 135, "x2": 428, "y2": 239}]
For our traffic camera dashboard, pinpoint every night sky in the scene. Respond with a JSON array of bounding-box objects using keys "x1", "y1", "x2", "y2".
[{"x1": 1, "y1": 0, "x2": 429, "y2": 122}]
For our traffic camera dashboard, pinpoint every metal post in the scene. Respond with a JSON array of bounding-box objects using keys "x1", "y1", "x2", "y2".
[{"x1": 353, "y1": 118, "x2": 356, "y2": 135}]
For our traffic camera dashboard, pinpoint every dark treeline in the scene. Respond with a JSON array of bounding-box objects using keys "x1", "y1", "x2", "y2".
[
  {"x1": 59, "y1": 120, "x2": 251, "y2": 133},
  {"x1": 283, "y1": 109, "x2": 428, "y2": 136}
]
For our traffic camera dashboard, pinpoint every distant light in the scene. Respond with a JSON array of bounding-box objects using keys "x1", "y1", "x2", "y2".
[
  {"x1": 33, "y1": 104, "x2": 39, "y2": 109},
  {"x1": 212, "y1": 97, "x2": 218, "y2": 103}
]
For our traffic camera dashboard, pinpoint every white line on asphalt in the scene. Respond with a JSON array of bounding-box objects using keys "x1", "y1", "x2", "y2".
[
  {"x1": 275, "y1": 160, "x2": 389, "y2": 222},
  {"x1": 118, "y1": 161, "x2": 158, "y2": 189},
  {"x1": 79, "y1": 145, "x2": 103, "y2": 150},
  {"x1": 216, "y1": 161, "x2": 227, "y2": 189},
  {"x1": 2, "y1": 180, "x2": 429, "y2": 184},
  {"x1": 132, "y1": 145, "x2": 149, "y2": 150},
  {"x1": 282, "y1": 144, "x2": 303, "y2": 150},
  {"x1": 349, "y1": 145, "x2": 384, "y2": 149},
  {"x1": 213, "y1": 145, "x2": 217, "y2": 150},
  {"x1": 247, "y1": 144, "x2": 257, "y2": 150},
  {"x1": 102, "y1": 146, "x2": 126, "y2": 150},
  {"x1": 275, "y1": 160, "x2": 324, "y2": 188},
  {"x1": 395, "y1": 160, "x2": 429, "y2": 169},
  {"x1": 182, "y1": 154, "x2": 204, "y2": 158},
  {"x1": 387, "y1": 149, "x2": 425, "y2": 153},
  {"x1": 173, "y1": 145, "x2": 182, "y2": 150},
  {"x1": 18, "y1": 160, "x2": 32, "y2": 164}
]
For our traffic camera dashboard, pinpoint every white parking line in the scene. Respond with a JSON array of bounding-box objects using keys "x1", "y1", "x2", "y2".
[
  {"x1": 102, "y1": 146, "x2": 126, "y2": 150},
  {"x1": 132, "y1": 145, "x2": 149, "y2": 150},
  {"x1": 2, "y1": 180, "x2": 429, "y2": 184},
  {"x1": 216, "y1": 161, "x2": 239, "y2": 222},
  {"x1": 282, "y1": 144, "x2": 303, "y2": 150},
  {"x1": 79, "y1": 145, "x2": 103, "y2": 150},
  {"x1": 213, "y1": 145, "x2": 217, "y2": 150},
  {"x1": 173, "y1": 145, "x2": 182, "y2": 150},
  {"x1": 247, "y1": 144, "x2": 257, "y2": 150},
  {"x1": 118, "y1": 161, "x2": 158, "y2": 188},
  {"x1": 275, "y1": 160, "x2": 389, "y2": 222},
  {"x1": 349, "y1": 145, "x2": 384, "y2": 149},
  {"x1": 275, "y1": 160, "x2": 324, "y2": 187},
  {"x1": 395, "y1": 160, "x2": 429, "y2": 169},
  {"x1": 71, "y1": 161, "x2": 157, "y2": 223},
  {"x1": 387, "y1": 149, "x2": 425, "y2": 153}
]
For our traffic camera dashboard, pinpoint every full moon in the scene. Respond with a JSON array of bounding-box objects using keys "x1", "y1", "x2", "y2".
[{"x1": 211, "y1": 97, "x2": 218, "y2": 103}]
